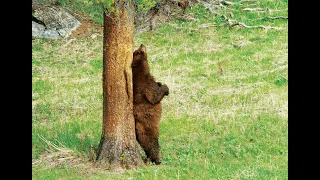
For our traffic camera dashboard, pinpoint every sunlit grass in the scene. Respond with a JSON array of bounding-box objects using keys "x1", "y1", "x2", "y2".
[{"x1": 32, "y1": 0, "x2": 287, "y2": 179}]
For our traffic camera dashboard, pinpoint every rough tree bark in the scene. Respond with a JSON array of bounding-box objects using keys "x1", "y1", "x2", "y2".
[{"x1": 95, "y1": 0, "x2": 144, "y2": 169}]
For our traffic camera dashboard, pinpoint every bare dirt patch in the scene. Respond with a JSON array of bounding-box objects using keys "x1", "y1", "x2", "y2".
[{"x1": 68, "y1": 11, "x2": 103, "y2": 39}]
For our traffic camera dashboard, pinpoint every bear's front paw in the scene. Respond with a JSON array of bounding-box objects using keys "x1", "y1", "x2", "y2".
[{"x1": 162, "y1": 85, "x2": 169, "y2": 96}]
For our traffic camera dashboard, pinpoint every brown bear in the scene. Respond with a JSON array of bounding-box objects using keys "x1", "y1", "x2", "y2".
[{"x1": 132, "y1": 44, "x2": 169, "y2": 165}]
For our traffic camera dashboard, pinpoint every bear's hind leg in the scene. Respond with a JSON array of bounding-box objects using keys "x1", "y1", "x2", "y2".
[
  {"x1": 135, "y1": 122, "x2": 161, "y2": 165},
  {"x1": 143, "y1": 138, "x2": 161, "y2": 165},
  {"x1": 149, "y1": 138, "x2": 161, "y2": 165}
]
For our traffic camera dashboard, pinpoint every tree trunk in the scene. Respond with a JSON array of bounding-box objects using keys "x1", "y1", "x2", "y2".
[{"x1": 96, "y1": 0, "x2": 144, "y2": 169}]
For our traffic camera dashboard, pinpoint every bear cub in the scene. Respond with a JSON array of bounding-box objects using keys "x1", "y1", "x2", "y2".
[{"x1": 132, "y1": 44, "x2": 169, "y2": 165}]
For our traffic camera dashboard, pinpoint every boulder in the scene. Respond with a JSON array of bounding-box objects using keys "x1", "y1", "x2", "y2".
[{"x1": 32, "y1": 6, "x2": 81, "y2": 39}]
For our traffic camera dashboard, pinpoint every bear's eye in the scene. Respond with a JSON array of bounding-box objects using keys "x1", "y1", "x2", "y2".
[{"x1": 132, "y1": 61, "x2": 140, "y2": 67}]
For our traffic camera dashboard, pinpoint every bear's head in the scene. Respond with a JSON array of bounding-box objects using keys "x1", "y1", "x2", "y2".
[{"x1": 132, "y1": 44, "x2": 150, "y2": 75}]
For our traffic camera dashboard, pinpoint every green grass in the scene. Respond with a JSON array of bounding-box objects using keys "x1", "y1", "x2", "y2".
[
  {"x1": 60, "y1": 0, "x2": 104, "y2": 24},
  {"x1": 32, "y1": 0, "x2": 287, "y2": 179}
]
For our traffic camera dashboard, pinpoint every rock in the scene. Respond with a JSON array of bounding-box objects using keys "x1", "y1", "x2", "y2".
[
  {"x1": 32, "y1": 21, "x2": 60, "y2": 39},
  {"x1": 32, "y1": 6, "x2": 81, "y2": 39}
]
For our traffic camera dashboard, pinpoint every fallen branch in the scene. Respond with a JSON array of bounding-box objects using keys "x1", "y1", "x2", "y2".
[
  {"x1": 202, "y1": 0, "x2": 256, "y2": 13},
  {"x1": 221, "y1": 0, "x2": 257, "y2": 6},
  {"x1": 242, "y1": 8, "x2": 287, "y2": 12},
  {"x1": 258, "y1": 16, "x2": 288, "y2": 20},
  {"x1": 230, "y1": 22, "x2": 282, "y2": 30},
  {"x1": 243, "y1": 7, "x2": 268, "y2": 11},
  {"x1": 202, "y1": 1, "x2": 284, "y2": 30},
  {"x1": 220, "y1": 14, "x2": 282, "y2": 30},
  {"x1": 221, "y1": 1, "x2": 236, "y2": 6}
]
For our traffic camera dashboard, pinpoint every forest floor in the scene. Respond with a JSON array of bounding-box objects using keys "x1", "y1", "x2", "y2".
[{"x1": 32, "y1": 0, "x2": 288, "y2": 179}]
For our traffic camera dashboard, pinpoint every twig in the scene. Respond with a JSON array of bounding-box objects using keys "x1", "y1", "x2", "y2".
[
  {"x1": 230, "y1": 22, "x2": 282, "y2": 30},
  {"x1": 242, "y1": 7, "x2": 268, "y2": 11},
  {"x1": 221, "y1": 0, "x2": 257, "y2": 6},
  {"x1": 220, "y1": 14, "x2": 282, "y2": 30},
  {"x1": 242, "y1": 8, "x2": 287, "y2": 12},
  {"x1": 203, "y1": 1, "x2": 226, "y2": 10},
  {"x1": 63, "y1": 38, "x2": 76, "y2": 47},
  {"x1": 258, "y1": 16, "x2": 288, "y2": 20},
  {"x1": 221, "y1": 1, "x2": 236, "y2": 6},
  {"x1": 202, "y1": 1, "x2": 283, "y2": 30},
  {"x1": 38, "y1": 134, "x2": 68, "y2": 152}
]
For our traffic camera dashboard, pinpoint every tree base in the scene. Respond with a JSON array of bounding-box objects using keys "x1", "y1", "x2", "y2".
[{"x1": 95, "y1": 139, "x2": 144, "y2": 170}]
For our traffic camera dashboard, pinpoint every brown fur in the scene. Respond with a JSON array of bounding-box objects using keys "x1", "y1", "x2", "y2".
[{"x1": 132, "y1": 44, "x2": 169, "y2": 165}]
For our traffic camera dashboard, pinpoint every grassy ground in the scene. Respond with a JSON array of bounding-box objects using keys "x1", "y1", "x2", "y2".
[{"x1": 32, "y1": 0, "x2": 288, "y2": 179}]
